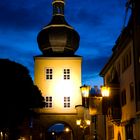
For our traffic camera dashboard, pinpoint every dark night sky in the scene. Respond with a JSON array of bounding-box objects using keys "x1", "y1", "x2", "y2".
[{"x1": 0, "y1": 0, "x2": 131, "y2": 87}]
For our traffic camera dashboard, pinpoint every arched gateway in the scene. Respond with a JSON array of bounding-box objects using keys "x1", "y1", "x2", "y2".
[
  {"x1": 32, "y1": 113, "x2": 81, "y2": 140},
  {"x1": 33, "y1": 0, "x2": 84, "y2": 140},
  {"x1": 47, "y1": 123, "x2": 73, "y2": 140}
]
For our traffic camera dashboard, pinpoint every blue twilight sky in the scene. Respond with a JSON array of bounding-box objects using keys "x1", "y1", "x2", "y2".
[{"x1": 0, "y1": 0, "x2": 131, "y2": 87}]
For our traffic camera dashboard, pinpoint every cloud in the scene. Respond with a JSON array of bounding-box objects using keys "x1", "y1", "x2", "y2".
[{"x1": 0, "y1": 0, "x2": 51, "y2": 31}]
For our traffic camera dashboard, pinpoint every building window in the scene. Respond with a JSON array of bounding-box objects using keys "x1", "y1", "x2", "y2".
[
  {"x1": 116, "y1": 61, "x2": 120, "y2": 77},
  {"x1": 46, "y1": 68, "x2": 53, "y2": 80},
  {"x1": 122, "y1": 49, "x2": 131, "y2": 72},
  {"x1": 121, "y1": 90, "x2": 126, "y2": 106},
  {"x1": 45, "y1": 96, "x2": 52, "y2": 108},
  {"x1": 125, "y1": 123, "x2": 133, "y2": 139},
  {"x1": 64, "y1": 97, "x2": 70, "y2": 108},
  {"x1": 130, "y1": 82, "x2": 134, "y2": 101},
  {"x1": 64, "y1": 69, "x2": 70, "y2": 80}
]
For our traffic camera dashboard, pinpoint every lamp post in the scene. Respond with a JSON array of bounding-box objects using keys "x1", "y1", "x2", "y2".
[
  {"x1": 76, "y1": 85, "x2": 91, "y2": 140},
  {"x1": 76, "y1": 118, "x2": 91, "y2": 140},
  {"x1": 100, "y1": 86, "x2": 110, "y2": 116},
  {"x1": 80, "y1": 84, "x2": 91, "y2": 108}
]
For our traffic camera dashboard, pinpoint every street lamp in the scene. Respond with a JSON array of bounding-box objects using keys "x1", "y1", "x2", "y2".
[
  {"x1": 100, "y1": 86, "x2": 110, "y2": 116},
  {"x1": 100, "y1": 86, "x2": 110, "y2": 97},
  {"x1": 76, "y1": 119, "x2": 91, "y2": 129},
  {"x1": 80, "y1": 84, "x2": 91, "y2": 108},
  {"x1": 76, "y1": 118, "x2": 91, "y2": 140},
  {"x1": 75, "y1": 84, "x2": 91, "y2": 140}
]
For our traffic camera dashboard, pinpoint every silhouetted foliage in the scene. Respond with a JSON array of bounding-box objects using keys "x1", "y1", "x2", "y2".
[{"x1": 0, "y1": 59, "x2": 44, "y2": 130}]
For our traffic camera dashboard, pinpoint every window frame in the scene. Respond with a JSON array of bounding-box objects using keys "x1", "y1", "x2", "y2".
[
  {"x1": 46, "y1": 68, "x2": 53, "y2": 80},
  {"x1": 45, "y1": 96, "x2": 52, "y2": 108},
  {"x1": 64, "y1": 97, "x2": 70, "y2": 108},
  {"x1": 63, "y1": 69, "x2": 70, "y2": 80}
]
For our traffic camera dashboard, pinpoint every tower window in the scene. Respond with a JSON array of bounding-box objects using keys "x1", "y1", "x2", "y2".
[
  {"x1": 46, "y1": 68, "x2": 53, "y2": 80},
  {"x1": 45, "y1": 96, "x2": 52, "y2": 108},
  {"x1": 64, "y1": 69, "x2": 70, "y2": 80},
  {"x1": 64, "y1": 97, "x2": 70, "y2": 108},
  {"x1": 53, "y1": 3, "x2": 64, "y2": 15}
]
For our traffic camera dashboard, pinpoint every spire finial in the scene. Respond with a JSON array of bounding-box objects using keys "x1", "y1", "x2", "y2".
[{"x1": 52, "y1": 0, "x2": 65, "y2": 16}]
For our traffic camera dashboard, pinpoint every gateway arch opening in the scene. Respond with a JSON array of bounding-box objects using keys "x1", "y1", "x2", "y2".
[{"x1": 46, "y1": 123, "x2": 73, "y2": 140}]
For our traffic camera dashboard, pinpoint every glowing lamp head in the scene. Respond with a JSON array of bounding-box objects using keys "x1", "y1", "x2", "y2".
[
  {"x1": 76, "y1": 120, "x2": 81, "y2": 125},
  {"x1": 101, "y1": 86, "x2": 110, "y2": 97},
  {"x1": 85, "y1": 120, "x2": 91, "y2": 125},
  {"x1": 80, "y1": 85, "x2": 91, "y2": 98}
]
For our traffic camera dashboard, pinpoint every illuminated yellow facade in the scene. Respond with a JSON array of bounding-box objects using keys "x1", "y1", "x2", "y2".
[
  {"x1": 34, "y1": 56, "x2": 82, "y2": 113},
  {"x1": 33, "y1": 56, "x2": 84, "y2": 140}
]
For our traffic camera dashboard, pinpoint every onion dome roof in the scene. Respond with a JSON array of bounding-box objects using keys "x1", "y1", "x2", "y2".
[{"x1": 37, "y1": 0, "x2": 80, "y2": 56}]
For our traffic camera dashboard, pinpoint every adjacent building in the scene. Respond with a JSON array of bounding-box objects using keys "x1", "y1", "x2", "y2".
[{"x1": 100, "y1": 0, "x2": 140, "y2": 139}]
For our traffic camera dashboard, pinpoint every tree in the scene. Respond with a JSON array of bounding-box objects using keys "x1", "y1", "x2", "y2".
[{"x1": 0, "y1": 59, "x2": 44, "y2": 139}]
